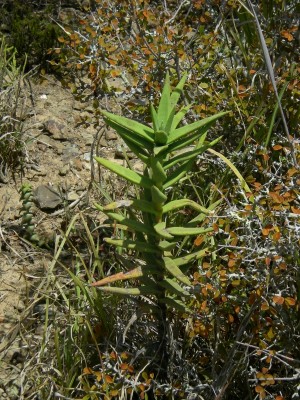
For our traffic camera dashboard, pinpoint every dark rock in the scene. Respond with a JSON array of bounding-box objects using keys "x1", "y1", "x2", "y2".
[
  {"x1": 34, "y1": 185, "x2": 63, "y2": 210},
  {"x1": 43, "y1": 119, "x2": 69, "y2": 140}
]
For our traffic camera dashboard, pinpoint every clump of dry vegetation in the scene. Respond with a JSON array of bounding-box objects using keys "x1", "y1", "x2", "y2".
[{"x1": 1, "y1": 1, "x2": 299, "y2": 399}]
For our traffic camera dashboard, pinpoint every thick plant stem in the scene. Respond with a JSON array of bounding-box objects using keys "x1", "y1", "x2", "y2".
[{"x1": 157, "y1": 297, "x2": 169, "y2": 378}]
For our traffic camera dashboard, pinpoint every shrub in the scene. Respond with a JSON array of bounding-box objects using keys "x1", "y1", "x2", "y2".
[
  {"x1": 15, "y1": 2, "x2": 299, "y2": 399},
  {"x1": 51, "y1": 0, "x2": 299, "y2": 152},
  {"x1": 1, "y1": 0, "x2": 60, "y2": 70},
  {"x1": 0, "y1": 37, "x2": 28, "y2": 181}
]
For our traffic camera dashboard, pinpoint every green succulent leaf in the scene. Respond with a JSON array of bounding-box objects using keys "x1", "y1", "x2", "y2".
[
  {"x1": 173, "y1": 248, "x2": 211, "y2": 267},
  {"x1": 101, "y1": 109, "x2": 154, "y2": 142},
  {"x1": 95, "y1": 209, "x2": 156, "y2": 237},
  {"x1": 188, "y1": 199, "x2": 222, "y2": 225},
  {"x1": 150, "y1": 157, "x2": 167, "y2": 184},
  {"x1": 157, "y1": 72, "x2": 171, "y2": 128},
  {"x1": 150, "y1": 103, "x2": 160, "y2": 132},
  {"x1": 168, "y1": 112, "x2": 229, "y2": 144},
  {"x1": 160, "y1": 296, "x2": 190, "y2": 313},
  {"x1": 164, "y1": 137, "x2": 222, "y2": 170},
  {"x1": 171, "y1": 104, "x2": 192, "y2": 131},
  {"x1": 154, "y1": 130, "x2": 169, "y2": 145},
  {"x1": 151, "y1": 185, "x2": 168, "y2": 207},
  {"x1": 164, "y1": 106, "x2": 177, "y2": 133},
  {"x1": 170, "y1": 72, "x2": 188, "y2": 108},
  {"x1": 154, "y1": 221, "x2": 174, "y2": 239},
  {"x1": 158, "y1": 278, "x2": 190, "y2": 296},
  {"x1": 166, "y1": 226, "x2": 213, "y2": 236},
  {"x1": 117, "y1": 136, "x2": 150, "y2": 164},
  {"x1": 153, "y1": 144, "x2": 169, "y2": 157},
  {"x1": 95, "y1": 157, "x2": 153, "y2": 188},
  {"x1": 105, "y1": 238, "x2": 159, "y2": 253},
  {"x1": 158, "y1": 240, "x2": 177, "y2": 251},
  {"x1": 161, "y1": 130, "x2": 207, "y2": 157},
  {"x1": 93, "y1": 286, "x2": 161, "y2": 296},
  {"x1": 163, "y1": 257, "x2": 191, "y2": 285},
  {"x1": 163, "y1": 159, "x2": 194, "y2": 189},
  {"x1": 162, "y1": 199, "x2": 210, "y2": 215},
  {"x1": 104, "y1": 119, "x2": 152, "y2": 154},
  {"x1": 103, "y1": 199, "x2": 160, "y2": 216}
]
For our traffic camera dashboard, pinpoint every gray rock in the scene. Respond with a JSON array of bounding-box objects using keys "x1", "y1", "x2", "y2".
[
  {"x1": 61, "y1": 144, "x2": 80, "y2": 162},
  {"x1": 105, "y1": 128, "x2": 117, "y2": 140},
  {"x1": 83, "y1": 133, "x2": 94, "y2": 145},
  {"x1": 43, "y1": 119, "x2": 69, "y2": 140},
  {"x1": 34, "y1": 185, "x2": 63, "y2": 210},
  {"x1": 83, "y1": 152, "x2": 92, "y2": 161},
  {"x1": 73, "y1": 101, "x2": 86, "y2": 111},
  {"x1": 67, "y1": 191, "x2": 80, "y2": 201},
  {"x1": 59, "y1": 164, "x2": 70, "y2": 176}
]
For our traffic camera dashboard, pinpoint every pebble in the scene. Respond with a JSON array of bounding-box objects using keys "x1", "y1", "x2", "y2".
[{"x1": 59, "y1": 164, "x2": 70, "y2": 176}]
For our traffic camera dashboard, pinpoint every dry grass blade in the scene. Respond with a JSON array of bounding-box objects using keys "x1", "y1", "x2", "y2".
[{"x1": 246, "y1": 0, "x2": 298, "y2": 167}]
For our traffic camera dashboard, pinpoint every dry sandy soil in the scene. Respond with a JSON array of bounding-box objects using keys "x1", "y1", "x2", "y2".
[{"x1": 0, "y1": 73, "x2": 132, "y2": 399}]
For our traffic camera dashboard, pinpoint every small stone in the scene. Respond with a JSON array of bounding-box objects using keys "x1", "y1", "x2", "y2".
[
  {"x1": 43, "y1": 119, "x2": 69, "y2": 140},
  {"x1": 67, "y1": 191, "x2": 79, "y2": 201},
  {"x1": 16, "y1": 300, "x2": 25, "y2": 312},
  {"x1": 99, "y1": 136, "x2": 108, "y2": 147},
  {"x1": 62, "y1": 144, "x2": 80, "y2": 162},
  {"x1": 105, "y1": 128, "x2": 117, "y2": 140},
  {"x1": 83, "y1": 133, "x2": 94, "y2": 146},
  {"x1": 72, "y1": 159, "x2": 83, "y2": 171},
  {"x1": 133, "y1": 161, "x2": 144, "y2": 172},
  {"x1": 85, "y1": 105, "x2": 94, "y2": 113},
  {"x1": 35, "y1": 167, "x2": 47, "y2": 177},
  {"x1": 34, "y1": 185, "x2": 63, "y2": 210},
  {"x1": 73, "y1": 101, "x2": 86, "y2": 111},
  {"x1": 83, "y1": 152, "x2": 92, "y2": 162},
  {"x1": 59, "y1": 164, "x2": 70, "y2": 176}
]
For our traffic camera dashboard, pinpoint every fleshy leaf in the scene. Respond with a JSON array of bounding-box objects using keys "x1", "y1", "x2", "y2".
[
  {"x1": 150, "y1": 103, "x2": 159, "y2": 131},
  {"x1": 171, "y1": 104, "x2": 192, "y2": 131},
  {"x1": 163, "y1": 159, "x2": 194, "y2": 189},
  {"x1": 105, "y1": 238, "x2": 159, "y2": 253},
  {"x1": 93, "y1": 286, "x2": 161, "y2": 295},
  {"x1": 157, "y1": 72, "x2": 171, "y2": 128},
  {"x1": 163, "y1": 257, "x2": 191, "y2": 285},
  {"x1": 164, "y1": 137, "x2": 222, "y2": 170},
  {"x1": 95, "y1": 157, "x2": 153, "y2": 188},
  {"x1": 154, "y1": 221, "x2": 174, "y2": 239},
  {"x1": 168, "y1": 112, "x2": 229, "y2": 144},
  {"x1": 151, "y1": 185, "x2": 168, "y2": 207},
  {"x1": 158, "y1": 278, "x2": 189, "y2": 296},
  {"x1": 162, "y1": 199, "x2": 210, "y2": 215},
  {"x1": 173, "y1": 248, "x2": 211, "y2": 266},
  {"x1": 170, "y1": 72, "x2": 188, "y2": 108},
  {"x1": 166, "y1": 226, "x2": 213, "y2": 236},
  {"x1": 104, "y1": 119, "x2": 152, "y2": 154},
  {"x1": 101, "y1": 109, "x2": 154, "y2": 142},
  {"x1": 150, "y1": 157, "x2": 167, "y2": 185},
  {"x1": 96, "y1": 210, "x2": 156, "y2": 236},
  {"x1": 103, "y1": 199, "x2": 160, "y2": 216},
  {"x1": 160, "y1": 296, "x2": 190, "y2": 313}
]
